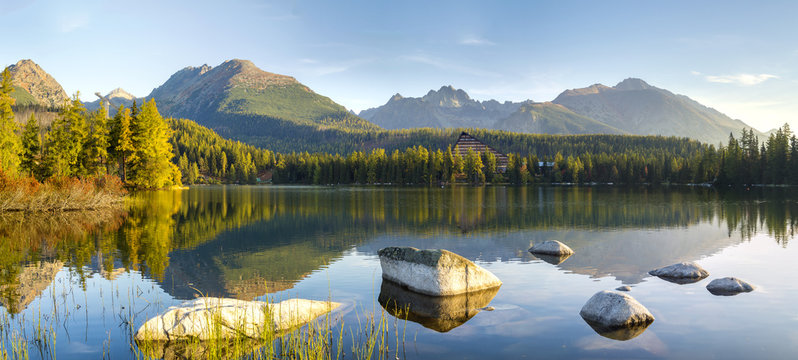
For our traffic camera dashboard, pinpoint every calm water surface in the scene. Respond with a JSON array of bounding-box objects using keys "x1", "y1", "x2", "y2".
[{"x1": 1, "y1": 185, "x2": 797, "y2": 359}]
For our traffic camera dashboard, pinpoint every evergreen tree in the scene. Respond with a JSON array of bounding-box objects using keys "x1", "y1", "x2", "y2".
[
  {"x1": 83, "y1": 105, "x2": 109, "y2": 175},
  {"x1": 20, "y1": 113, "x2": 41, "y2": 177},
  {"x1": 0, "y1": 68, "x2": 21, "y2": 175},
  {"x1": 464, "y1": 148, "x2": 485, "y2": 184},
  {"x1": 128, "y1": 99, "x2": 179, "y2": 189},
  {"x1": 45, "y1": 93, "x2": 87, "y2": 177}
]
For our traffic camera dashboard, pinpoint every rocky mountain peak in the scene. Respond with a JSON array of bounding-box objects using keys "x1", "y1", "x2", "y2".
[
  {"x1": 389, "y1": 93, "x2": 404, "y2": 102},
  {"x1": 107, "y1": 88, "x2": 135, "y2": 100},
  {"x1": 422, "y1": 85, "x2": 473, "y2": 108},
  {"x1": 6, "y1": 59, "x2": 69, "y2": 107},
  {"x1": 614, "y1": 78, "x2": 652, "y2": 91}
]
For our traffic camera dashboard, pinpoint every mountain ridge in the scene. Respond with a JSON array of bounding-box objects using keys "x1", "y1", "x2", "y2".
[
  {"x1": 5, "y1": 59, "x2": 69, "y2": 107},
  {"x1": 362, "y1": 78, "x2": 764, "y2": 144}
]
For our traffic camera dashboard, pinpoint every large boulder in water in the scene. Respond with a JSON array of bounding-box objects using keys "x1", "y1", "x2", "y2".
[
  {"x1": 648, "y1": 262, "x2": 709, "y2": 284},
  {"x1": 528, "y1": 240, "x2": 574, "y2": 256},
  {"x1": 378, "y1": 279, "x2": 499, "y2": 332},
  {"x1": 579, "y1": 290, "x2": 654, "y2": 340},
  {"x1": 706, "y1": 277, "x2": 755, "y2": 296},
  {"x1": 378, "y1": 247, "x2": 502, "y2": 296},
  {"x1": 134, "y1": 297, "x2": 341, "y2": 341}
]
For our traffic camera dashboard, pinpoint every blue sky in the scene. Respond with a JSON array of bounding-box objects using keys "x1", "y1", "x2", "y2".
[{"x1": 2, "y1": 0, "x2": 796, "y2": 132}]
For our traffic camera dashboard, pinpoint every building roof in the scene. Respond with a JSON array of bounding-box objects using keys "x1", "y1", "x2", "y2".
[{"x1": 453, "y1": 132, "x2": 509, "y2": 169}]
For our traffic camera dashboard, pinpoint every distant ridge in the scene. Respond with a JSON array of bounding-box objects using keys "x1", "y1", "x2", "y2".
[
  {"x1": 360, "y1": 85, "x2": 530, "y2": 129},
  {"x1": 361, "y1": 79, "x2": 764, "y2": 144},
  {"x1": 552, "y1": 78, "x2": 765, "y2": 144}
]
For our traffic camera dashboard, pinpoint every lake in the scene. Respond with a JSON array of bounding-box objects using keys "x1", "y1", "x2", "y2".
[{"x1": 1, "y1": 185, "x2": 797, "y2": 359}]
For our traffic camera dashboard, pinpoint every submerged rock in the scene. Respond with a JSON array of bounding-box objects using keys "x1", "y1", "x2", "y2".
[
  {"x1": 378, "y1": 247, "x2": 502, "y2": 296},
  {"x1": 616, "y1": 285, "x2": 632, "y2": 292},
  {"x1": 378, "y1": 279, "x2": 499, "y2": 332},
  {"x1": 648, "y1": 262, "x2": 709, "y2": 284},
  {"x1": 134, "y1": 297, "x2": 341, "y2": 341},
  {"x1": 528, "y1": 240, "x2": 574, "y2": 256},
  {"x1": 706, "y1": 277, "x2": 755, "y2": 296},
  {"x1": 579, "y1": 291, "x2": 654, "y2": 337}
]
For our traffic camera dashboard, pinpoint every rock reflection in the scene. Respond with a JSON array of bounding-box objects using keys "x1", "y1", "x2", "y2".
[
  {"x1": 378, "y1": 280, "x2": 499, "y2": 332},
  {"x1": 531, "y1": 253, "x2": 573, "y2": 265},
  {"x1": 582, "y1": 318, "x2": 653, "y2": 341},
  {"x1": 136, "y1": 339, "x2": 266, "y2": 360}
]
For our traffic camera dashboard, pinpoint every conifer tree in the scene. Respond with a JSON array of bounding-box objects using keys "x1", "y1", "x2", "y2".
[
  {"x1": 0, "y1": 68, "x2": 21, "y2": 175},
  {"x1": 128, "y1": 99, "x2": 179, "y2": 188},
  {"x1": 20, "y1": 113, "x2": 41, "y2": 177},
  {"x1": 108, "y1": 106, "x2": 134, "y2": 182},
  {"x1": 45, "y1": 93, "x2": 87, "y2": 177},
  {"x1": 83, "y1": 105, "x2": 109, "y2": 175}
]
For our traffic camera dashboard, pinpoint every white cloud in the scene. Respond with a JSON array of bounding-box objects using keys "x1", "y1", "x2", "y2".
[
  {"x1": 299, "y1": 58, "x2": 373, "y2": 77},
  {"x1": 704, "y1": 73, "x2": 778, "y2": 86},
  {"x1": 401, "y1": 55, "x2": 501, "y2": 78},
  {"x1": 690, "y1": 71, "x2": 702, "y2": 76},
  {"x1": 57, "y1": 12, "x2": 89, "y2": 33},
  {"x1": 460, "y1": 37, "x2": 496, "y2": 46}
]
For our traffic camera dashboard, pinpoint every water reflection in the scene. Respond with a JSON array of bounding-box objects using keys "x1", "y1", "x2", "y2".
[
  {"x1": 378, "y1": 280, "x2": 499, "y2": 332},
  {"x1": 1, "y1": 186, "x2": 797, "y2": 314}
]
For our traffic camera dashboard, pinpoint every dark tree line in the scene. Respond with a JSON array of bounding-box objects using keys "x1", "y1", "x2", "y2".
[{"x1": 261, "y1": 125, "x2": 797, "y2": 187}]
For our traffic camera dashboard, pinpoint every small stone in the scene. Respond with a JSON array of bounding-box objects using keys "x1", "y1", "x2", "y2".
[
  {"x1": 378, "y1": 247, "x2": 502, "y2": 296},
  {"x1": 648, "y1": 262, "x2": 709, "y2": 284},
  {"x1": 528, "y1": 240, "x2": 574, "y2": 256},
  {"x1": 706, "y1": 277, "x2": 755, "y2": 296},
  {"x1": 579, "y1": 291, "x2": 654, "y2": 330},
  {"x1": 616, "y1": 286, "x2": 632, "y2": 292}
]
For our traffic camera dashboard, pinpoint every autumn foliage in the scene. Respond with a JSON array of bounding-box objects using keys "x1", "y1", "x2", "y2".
[{"x1": 0, "y1": 169, "x2": 126, "y2": 211}]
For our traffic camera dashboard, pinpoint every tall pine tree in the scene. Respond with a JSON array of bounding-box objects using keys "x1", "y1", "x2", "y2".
[
  {"x1": 20, "y1": 113, "x2": 41, "y2": 177},
  {"x1": 128, "y1": 99, "x2": 180, "y2": 189},
  {"x1": 44, "y1": 93, "x2": 87, "y2": 177},
  {"x1": 0, "y1": 68, "x2": 21, "y2": 175}
]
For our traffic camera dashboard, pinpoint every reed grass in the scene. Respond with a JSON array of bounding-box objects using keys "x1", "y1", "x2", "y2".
[{"x1": 0, "y1": 172, "x2": 126, "y2": 212}]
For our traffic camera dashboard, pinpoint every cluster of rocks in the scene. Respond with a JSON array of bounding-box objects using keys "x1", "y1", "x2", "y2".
[
  {"x1": 648, "y1": 262, "x2": 755, "y2": 295},
  {"x1": 134, "y1": 240, "x2": 756, "y2": 345}
]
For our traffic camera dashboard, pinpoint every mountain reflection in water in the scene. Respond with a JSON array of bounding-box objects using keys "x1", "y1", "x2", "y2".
[{"x1": 0, "y1": 185, "x2": 796, "y2": 313}]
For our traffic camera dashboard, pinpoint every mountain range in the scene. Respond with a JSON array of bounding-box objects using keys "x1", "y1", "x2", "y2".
[
  {"x1": 4, "y1": 58, "x2": 765, "y2": 147},
  {"x1": 360, "y1": 79, "x2": 765, "y2": 144}
]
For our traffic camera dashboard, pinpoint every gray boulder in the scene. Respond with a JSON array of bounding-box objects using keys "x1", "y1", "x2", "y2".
[
  {"x1": 706, "y1": 277, "x2": 755, "y2": 296},
  {"x1": 378, "y1": 247, "x2": 502, "y2": 296},
  {"x1": 134, "y1": 297, "x2": 341, "y2": 341},
  {"x1": 648, "y1": 262, "x2": 709, "y2": 284},
  {"x1": 579, "y1": 291, "x2": 654, "y2": 331},
  {"x1": 616, "y1": 285, "x2": 632, "y2": 292},
  {"x1": 528, "y1": 240, "x2": 574, "y2": 256}
]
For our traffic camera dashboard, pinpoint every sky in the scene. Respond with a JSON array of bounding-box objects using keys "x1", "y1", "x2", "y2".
[{"x1": 2, "y1": 0, "x2": 796, "y2": 132}]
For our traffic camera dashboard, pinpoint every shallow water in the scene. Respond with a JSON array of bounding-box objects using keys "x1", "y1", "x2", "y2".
[{"x1": 1, "y1": 185, "x2": 797, "y2": 359}]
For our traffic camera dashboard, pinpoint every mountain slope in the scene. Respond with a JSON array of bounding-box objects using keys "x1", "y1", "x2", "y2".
[
  {"x1": 148, "y1": 59, "x2": 378, "y2": 131},
  {"x1": 495, "y1": 102, "x2": 627, "y2": 135},
  {"x1": 360, "y1": 86, "x2": 528, "y2": 129},
  {"x1": 5, "y1": 59, "x2": 69, "y2": 107},
  {"x1": 553, "y1": 78, "x2": 764, "y2": 144}
]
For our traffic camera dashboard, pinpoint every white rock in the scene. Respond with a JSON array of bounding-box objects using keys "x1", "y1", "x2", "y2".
[
  {"x1": 378, "y1": 247, "x2": 502, "y2": 296},
  {"x1": 528, "y1": 240, "x2": 574, "y2": 256},
  {"x1": 579, "y1": 291, "x2": 654, "y2": 328},
  {"x1": 134, "y1": 297, "x2": 340, "y2": 341},
  {"x1": 706, "y1": 277, "x2": 755, "y2": 296},
  {"x1": 648, "y1": 262, "x2": 709, "y2": 284}
]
